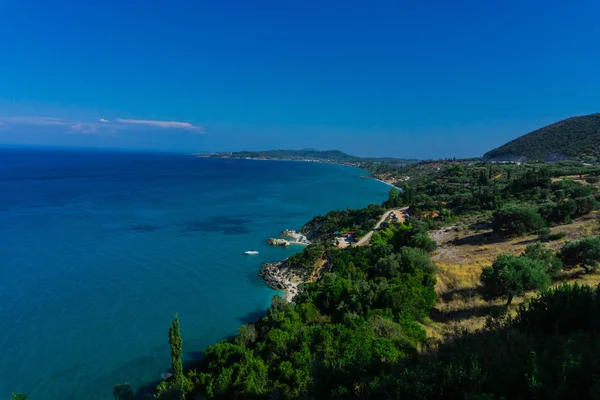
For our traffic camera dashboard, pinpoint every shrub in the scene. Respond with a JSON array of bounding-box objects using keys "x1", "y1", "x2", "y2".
[
  {"x1": 492, "y1": 206, "x2": 545, "y2": 236},
  {"x1": 547, "y1": 232, "x2": 567, "y2": 241},
  {"x1": 522, "y1": 242, "x2": 562, "y2": 277},
  {"x1": 480, "y1": 253, "x2": 550, "y2": 305},
  {"x1": 558, "y1": 236, "x2": 600, "y2": 273}
]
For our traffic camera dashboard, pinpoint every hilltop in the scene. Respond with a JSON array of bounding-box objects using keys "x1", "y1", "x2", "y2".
[
  {"x1": 484, "y1": 113, "x2": 600, "y2": 162},
  {"x1": 198, "y1": 149, "x2": 419, "y2": 166}
]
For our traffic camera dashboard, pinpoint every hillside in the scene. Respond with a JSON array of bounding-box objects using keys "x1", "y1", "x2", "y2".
[
  {"x1": 199, "y1": 149, "x2": 420, "y2": 166},
  {"x1": 484, "y1": 113, "x2": 600, "y2": 162}
]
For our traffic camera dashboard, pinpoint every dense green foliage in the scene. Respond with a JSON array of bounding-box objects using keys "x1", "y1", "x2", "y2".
[
  {"x1": 100, "y1": 160, "x2": 600, "y2": 400},
  {"x1": 150, "y1": 221, "x2": 437, "y2": 399},
  {"x1": 371, "y1": 222, "x2": 438, "y2": 253},
  {"x1": 480, "y1": 253, "x2": 550, "y2": 305},
  {"x1": 384, "y1": 160, "x2": 600, "y2": 236},
  {"x1": 301, "y1": 204, "x2": 385, "y2": 240},
  {"x1": 484, "y1": 113, "x2": 600, "y2": 161},
  {"x1": 558, "y1": 236, "x2": 600, "y2": 273},
  {"x1": 168, "y1": 314, "x2": 183, "y2": 384},
  {"x1": 375, "y1": 283, "x2": 600, "y2": 399},
  {"x1": 492, "y1": 205, "x2": 545, "y2": 236},
  {"x1": 284, "y1": 242, "x2": 327, "y2": 277},
  {"x1": 522, "y1": 242, "x2": 563, "y2": 277}
]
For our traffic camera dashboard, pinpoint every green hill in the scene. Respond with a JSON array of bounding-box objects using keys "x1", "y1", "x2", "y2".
[{"x1": 484, "y1": 113, "x2": 600, "y2": 162}]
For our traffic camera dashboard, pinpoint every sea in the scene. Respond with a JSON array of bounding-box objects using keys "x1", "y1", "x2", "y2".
[{"x1": 0, "y1": 147, "x2": 391, "y2": 399}]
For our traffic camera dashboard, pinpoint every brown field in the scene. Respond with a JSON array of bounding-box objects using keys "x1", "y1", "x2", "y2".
[{"x1": 425, "y1": 210, "x2": 600, "y2": 340}]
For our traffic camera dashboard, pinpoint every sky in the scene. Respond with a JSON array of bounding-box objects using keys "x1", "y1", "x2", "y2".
[{"x1": 0, "y1": 0, "x2": 599, "y2": 159}]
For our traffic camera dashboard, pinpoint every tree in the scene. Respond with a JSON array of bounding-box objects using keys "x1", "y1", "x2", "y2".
[
  {"x1": 168, "y1": 314, "x2": 183, "y2": 383},
  {"x1": 113, "y1": 383, "x2": 134, "y2": 400},
  {"x1": 480, "y1": 253, "x2": 550, "y2": 306},
  {"x1": 522, "y1": 242, "x2": 562, "y2": 277},
  {"x1": 385, "y1": 188, "x2": 401, "y2": 208},
  {"x1": 10, "y1": 395, "x2": 27, "y2": 400},
  {"x1": 558, "y1": 236, "x2": 600, "y2": 273},
  {"x1": 492, "y1": 205, "x2": 545, "y2": 236}
]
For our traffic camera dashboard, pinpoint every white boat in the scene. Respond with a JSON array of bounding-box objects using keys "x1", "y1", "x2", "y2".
[{"x1": 244, "y1": 250, "x2": 259, "y2": 255}]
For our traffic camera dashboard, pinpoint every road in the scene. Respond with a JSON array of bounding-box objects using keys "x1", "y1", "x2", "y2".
[{"x1": 354, "y1": 206, "x2": 409, "y2": 246}]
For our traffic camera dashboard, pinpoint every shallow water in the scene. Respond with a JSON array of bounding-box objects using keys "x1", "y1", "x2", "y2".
[{"x1": 0, "y1": 148, "x2": 390, "y2": 399}]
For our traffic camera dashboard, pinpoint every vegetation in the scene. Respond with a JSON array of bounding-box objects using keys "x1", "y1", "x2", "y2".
[
  {"x1": 522, "y1": 242, "x2": 563, "y2": 277},
  {"x1": 301, "y1": 204, "x2": 385, "y2": 240},
  {"x1": 148, "y1": 219, "x2": 437, "y2": 399},
  {"x1": 136, "y1": 159, "x2": 600, "y2": 400},
  {"x1": 492, "y1": 205, "x2": 545, "y2": 236},
  {"x1": 376, "y1": 283, "x2": 600, "y2": 399},
  {"x1": 480, "y1": 253, "x2": 550, "y2": 305},
  {"x1": 285, "y1": 242, "x2": 327, "y2": 277},
  {"x1": 10, "y1": 158, "x2": 596, "y2": 400},
  {"x1": 484, "y1": 113, "x2": 600, "y2": 161},
  {"x1": 559, "y1": 236, "x2": 600, "y2": 273},
  {"x1": 168, "y1": 314, "x2": 183, "y2": 384},
  {"x1": 113, "y1": 384, "x2": 133, "y2": 400},
  {"x1": 6, "y1": 395, "x2": 27, "y2": 400}
]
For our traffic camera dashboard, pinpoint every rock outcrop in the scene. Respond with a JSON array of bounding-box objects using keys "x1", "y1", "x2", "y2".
[
  {"x1": 268, "y1": 238, "x2": 291, "y2": 247},
  {"x1": 259, "y1": 262, "x2": 287, "y2": 290},
  {"x1": 259, "y1": 261, "x2": 301, "y2": 302}
]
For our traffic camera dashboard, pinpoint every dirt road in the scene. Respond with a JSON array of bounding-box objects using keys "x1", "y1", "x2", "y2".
[{"x1": 355, "y1": 206, "x2": 409, "y2": 246}]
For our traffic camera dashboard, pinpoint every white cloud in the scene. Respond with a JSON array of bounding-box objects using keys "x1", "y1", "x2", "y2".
[
  {"x1": 116, "y1": 118, "x2": 204, "y2": 131},
  {"x1": 0, "y1": 115, "x2": 204, "y2": 135},
  {"x1": 0, "y1": 116, "x2": 68, "y2": 126},
  {"x1": 70, "y1": 123, "x2": 99, "y2": 134}
]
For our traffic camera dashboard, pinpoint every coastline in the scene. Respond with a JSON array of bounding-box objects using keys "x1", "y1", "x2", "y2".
[
  {"x1": 372, "y1": 177, "x2": 402, "y2": 189},
  {"x1": 200, "y1": 154, "x2": 407, "y2": 190},
  {"x1": 255, "y1": 174, "x2": 398, "y2": 302},
  {"x1": 259, "y1": 260, "x2": 302, "y2": 302}
]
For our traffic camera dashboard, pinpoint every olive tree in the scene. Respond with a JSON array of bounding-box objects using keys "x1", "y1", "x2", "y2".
[
  {"x1": 481, "y1": 253, "x2": 550, "y2": 306},
  {"x1": 522, "y1": 242, "x2": 563, "y2": 277},
  {"x1": 558, "y1": 236, "x2": 600, "y2": 273},
  {"x1": 492, "y1": 206, "x2": 545, "y2": 236}
]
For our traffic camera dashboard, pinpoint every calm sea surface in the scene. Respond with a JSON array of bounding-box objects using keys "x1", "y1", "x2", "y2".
[{"x1": 0, "y1": 148, "x2": 390, "y2": 399}]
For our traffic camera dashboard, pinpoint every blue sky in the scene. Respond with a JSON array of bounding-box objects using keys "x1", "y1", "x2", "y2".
[{"x1": 0, "y1": 0, "x2": 598, "y2": 159}]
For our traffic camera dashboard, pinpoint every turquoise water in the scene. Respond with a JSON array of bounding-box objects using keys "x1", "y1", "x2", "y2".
[{"x1": 0, "y1": 148, "x2": 390, "y2": 399}]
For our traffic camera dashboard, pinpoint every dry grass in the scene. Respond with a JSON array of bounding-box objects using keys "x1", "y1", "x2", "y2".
[{"x1": 425, "y1": 211, "x2": 600, "y2": 340}]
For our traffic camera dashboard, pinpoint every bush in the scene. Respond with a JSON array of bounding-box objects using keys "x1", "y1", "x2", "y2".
[
  {"x1": 547, "y1": 231, "x2": 567, "y2": 241},
  {"x1": 559, "y1": 236, "x2": 600, "y2": 273},
  {"x1": 492, "y1": 205, "x2": 545, "y2": 236},
  {"x1": 522, "y1": 242, "x2": 562, "y2": 277},
  {"x1": 538, "y1": 199, "x2": 577, "y2": 223},
  {"x1": 537, "y1": 227, "x2": 551, "y2": 240},
  {"x1": 480, "y1": 253, "x2": 550, "y2": 305}
]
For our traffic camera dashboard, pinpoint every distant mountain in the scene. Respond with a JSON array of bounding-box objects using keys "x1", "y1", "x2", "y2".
[
  {"x1": 230, "y1": 149, "x2": 360, "y2": 162},
  {"x1": 484, "y1": 113, "x2": 600, "y2": 162},
  {"x1": 199, "y1": 149, "x2": 420, "y2": 165}
]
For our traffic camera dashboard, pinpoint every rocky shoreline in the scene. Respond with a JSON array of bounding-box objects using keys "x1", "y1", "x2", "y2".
[
  {"x1": 259, "y1": 261, "x2": 302, "y2": 302},
  {"x1": 268, "y1": 238, "x2": 291, "y2": 247},
  {"x1": 260, "y1": 229, "x2": 313, "y2": 302},
  {"x1": 267, "y1": 229, "x2": 311, "y2": 248}
]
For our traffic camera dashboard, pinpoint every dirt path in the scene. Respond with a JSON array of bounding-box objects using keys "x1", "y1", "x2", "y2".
[{"x1": 355, "y1": 207, "x2": 408, "y2": 246}]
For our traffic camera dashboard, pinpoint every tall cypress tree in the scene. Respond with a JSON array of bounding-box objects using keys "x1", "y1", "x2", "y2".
[{"x1": 168, "y1": 313, "x2": 183, "y2": 383}]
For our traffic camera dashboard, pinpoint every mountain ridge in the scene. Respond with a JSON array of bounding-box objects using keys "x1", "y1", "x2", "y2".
[{"x1": 484, "y1": 113, "x2": 600, "y2": 161}]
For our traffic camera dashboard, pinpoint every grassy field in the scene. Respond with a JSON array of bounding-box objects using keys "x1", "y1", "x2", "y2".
[{"x1": 424, "y1": 210, "x2": 600, "y2": 339}]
